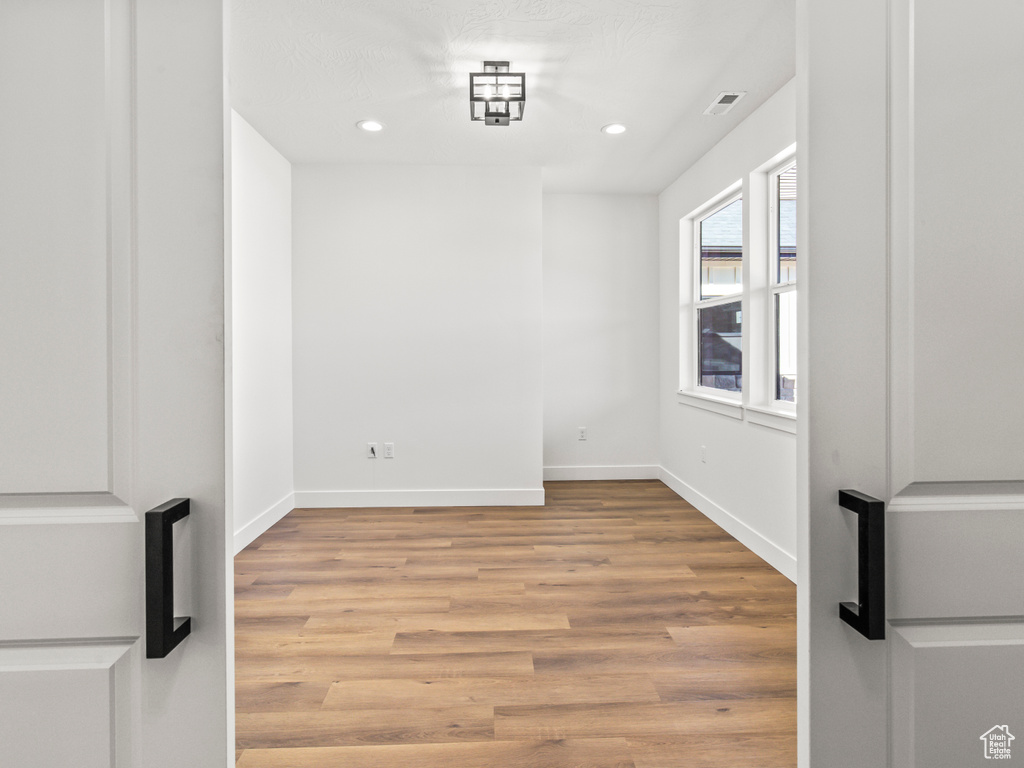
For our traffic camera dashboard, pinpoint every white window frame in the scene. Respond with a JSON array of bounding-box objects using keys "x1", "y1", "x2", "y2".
[
  {"x1": 676, "y1": 148, "x2": 798, "y2": 433},
  {"x1": 768, "y1": 159, "x2": 797, "y2": 413},
  {"x1": 692, "y1": 189, "x2": 744, "y2": 402}
]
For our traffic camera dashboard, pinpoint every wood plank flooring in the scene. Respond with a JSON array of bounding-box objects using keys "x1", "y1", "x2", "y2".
[{"x1": 235, "y1": 480, "x2": 796, "y2": 768}]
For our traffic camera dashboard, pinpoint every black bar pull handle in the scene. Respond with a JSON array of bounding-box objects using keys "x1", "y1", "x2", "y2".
[
  {"x1": 145, "y1": 498, "x2": 192, "y2": 658},
  {"x1": 837, "y1": 490, "x2": 886, "y2": 640}
]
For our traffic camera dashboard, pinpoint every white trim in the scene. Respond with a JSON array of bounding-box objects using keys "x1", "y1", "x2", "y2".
[
  {"x1": 768, "y1": 281, "x2": 798, "y2": 407},
  {"x1": 0, "y1": 506, "x2": 137, "y2": 525},
  {"x1": 676, "y1": 390, "x2": 744, "y2": 419},
  {"x1": 0, "y1": 494, "x2": 137, "y2": 525},
  {"x1": 293, "y1": 487, "x2": 545, "y2": 509},
  {"x1": 677, "y1": 392, "x2": 797, "y2": 431},
  {"x1": 745, "y1": 405, "x2": 797, "y2": 434},
  {"x1": 888, "y1": 493, "x2": 1024, "y2": 514},
  {"x1": 767, "y1": 156, "x2": 798, "y2": 410},
  {"x1": 685, "y1": 179, "x2": 744, "y2": 222},
  {"x1": 0, "y1": 640, "x2": 133, "y2": 671},
  {"x1": 891, "y1": 621, "x2": 1024, "y2": 646},
  {"x1": 233, "y1": 492, "x2": 295, "y2": 554},
  {"x1": 658, "y1": 466, "x2": 797, "y2": 582},
  {"x1": 543, "y1": 465, "x2": 660, "y2": 481},
  {"x1": 754, "y1": 142, "x2": 799, "y2": 176},
  {"x1": 687, "y1": 184, "x2": 745, "y2": 398}
]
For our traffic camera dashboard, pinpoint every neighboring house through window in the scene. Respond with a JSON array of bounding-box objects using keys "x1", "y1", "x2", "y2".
[{"x1": 696, "y1": 196, "x2": 743, "y2": 393}]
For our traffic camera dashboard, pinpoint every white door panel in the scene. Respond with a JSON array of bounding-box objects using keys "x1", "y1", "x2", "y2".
[
  {"x1": 904, "y1": 1, "x2": 1024, "y2": 483},
  {"x1": 0, "y1": 643, "x2": 134, "y2": 768},
  {"x1": 0, "y1": 517, "x2": 139, "y2": 639},
  {"x1": 891, "y1": 623, "x2": 1024, "y2": 768},
  {"x1": 888, "y1": 491, "x2": 1024, "y2": 619},
  {"x1": 0, "y1": 0, "x2": 228, "y2": 765},
  {"x1": 0, "y1": 1, "x2": 112, "y2": 493}
]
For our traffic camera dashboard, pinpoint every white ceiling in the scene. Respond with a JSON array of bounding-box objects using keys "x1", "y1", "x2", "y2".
[{"x1": 231, "y1": 0, "x2": 795, "y2": 194}]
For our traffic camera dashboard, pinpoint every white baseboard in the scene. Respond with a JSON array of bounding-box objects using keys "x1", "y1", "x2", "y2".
[
  {"x1": 658, "y1": 466, "x2": 797, "y2": 583},
  {"x1": 293, "y1": 487, "x2": 545, "y2": 509},
  {"x1": 233, "y1": 492, "x2": 295, "y2": 554},
  {"x1": 543, "y1": 465, "x2": 660, "y2": 481}
]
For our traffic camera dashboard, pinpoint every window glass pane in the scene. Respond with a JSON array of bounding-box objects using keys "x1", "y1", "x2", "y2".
[
  {"x1": 777, "y1": 165, "x2": 796, "y2": 283},
  {"x1": 776, "y1": 291, "x2": 797, "y2": 402},
  {"x1": 700, "y1": 198, "x2": 742, "y2": 300},
  {"x1": 699, "y1": 300, "x2": 742, "y2": 392}
]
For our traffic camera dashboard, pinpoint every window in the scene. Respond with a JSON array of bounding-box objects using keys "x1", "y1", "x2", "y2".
[
  {"x1": 678, "y1": 147, "x2": 797, "y2": 430},
  {"x1": 771, "y1": 164, "x2": 797, "y2": 403},
  {"x1": 695, "y1": 196, "x2": 743, "y2": 393}
]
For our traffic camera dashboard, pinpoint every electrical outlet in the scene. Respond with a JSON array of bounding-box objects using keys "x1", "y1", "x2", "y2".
[
  {"x1": 383, "y1": 442, "x2": 395, "y2": 458},
  {"x1": 367, "y1": 442, "x2": 378, "y2": 459},
  {"x1": 578, "y1": 427, "x2": 587, "y2": 441},
  {"x1": 700, "y1": 445, "x2": 707, "y2": 463}
]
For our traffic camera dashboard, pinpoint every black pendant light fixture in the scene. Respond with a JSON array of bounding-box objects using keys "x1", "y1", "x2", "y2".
[{"x1": 469, "y1": 61, "x2": 526, "y2": 126}]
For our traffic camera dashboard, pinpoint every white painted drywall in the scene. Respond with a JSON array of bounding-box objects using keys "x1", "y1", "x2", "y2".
[
  {"x1": 659, "y1": 80, "x2": 798, "y2": 579},
  {"x1": 542, "y1": 194, "x2": 660, "y2": 480},
  {"x1": 292, "y1": 165, "x2": 544, "y2": 506},
  {"x1": 230, "y1": 111, "x2": 294, "y2": 551}
]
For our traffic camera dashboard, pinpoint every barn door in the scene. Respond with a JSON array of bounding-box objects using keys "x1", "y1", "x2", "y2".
[
  {"x1": 800, "y1": 0, "x2": 1024, "y2": 766},
  {"x1": 0, "y1": 1, "x2": 230, "y2": 765}
]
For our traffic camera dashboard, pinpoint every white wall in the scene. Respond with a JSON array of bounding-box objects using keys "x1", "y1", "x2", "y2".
[
  {"x1": 543, "y1": 194, "x2": 660, "y2": 480},
  {"x1": 658, "y1": 80, "x2": 798, "y2": 580},
  {"x1": 292, "y1": 165, "x2": 544, "y2": 507},
  {"x1": 230, "y1": 111, "x2": 294, "y2": 552}
]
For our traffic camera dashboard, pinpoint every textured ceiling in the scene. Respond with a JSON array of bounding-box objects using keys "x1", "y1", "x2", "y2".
[{"x1": 231, "y1": 0, "x2": 795, "y2": 194}]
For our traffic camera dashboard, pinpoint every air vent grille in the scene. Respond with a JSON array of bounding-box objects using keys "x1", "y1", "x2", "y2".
[{"x1": 703, "y1": 91, "x2": 747, "y2": 116}]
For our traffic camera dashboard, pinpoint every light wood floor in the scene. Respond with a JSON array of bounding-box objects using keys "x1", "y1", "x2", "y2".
[{"x1": 234, "y1": 480, "x2": 796, "y2": 768}]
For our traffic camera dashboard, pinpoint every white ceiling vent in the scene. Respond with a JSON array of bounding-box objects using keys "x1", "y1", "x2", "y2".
[{"x1": 703, "y1": 91, "x2": 746, "y2": 116}]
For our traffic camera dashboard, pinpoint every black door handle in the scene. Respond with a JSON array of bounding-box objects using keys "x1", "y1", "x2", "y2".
[
  {"x1": 837, "y1": 490, "x2": 885, "y2": 640},
  {"x1": 145, "y1": 498, "x2": 192, "y2": 658}
]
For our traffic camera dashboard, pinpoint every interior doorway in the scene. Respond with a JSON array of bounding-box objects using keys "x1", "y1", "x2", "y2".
[{"x1": 227, "y1": 1, "x2": 800, "y2": 765}]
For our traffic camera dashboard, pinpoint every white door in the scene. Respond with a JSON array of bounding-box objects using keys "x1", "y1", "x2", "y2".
[
  {"x1": 799, "y1": 0, "x2": 1024, "y2": 766},
  {"x1": 0, "y1": 1, "x2": 230, "y2": 766}
]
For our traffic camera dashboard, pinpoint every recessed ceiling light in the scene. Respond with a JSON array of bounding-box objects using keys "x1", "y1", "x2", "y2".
[
  {"x1": 601, "y1": 123, "x2": 627, "y2": 135},
  {"x1": 357, "y1": 120, "x2": 384, "y2": 132}
]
